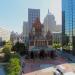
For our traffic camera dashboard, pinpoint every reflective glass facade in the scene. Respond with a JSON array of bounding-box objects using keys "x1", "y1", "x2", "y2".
[
  {"x1": 62, "y1": 0, "x2": 75, "y2": 54},
  {"x1": 28, "y1": 9, "x2": 40, "y2": 32}
]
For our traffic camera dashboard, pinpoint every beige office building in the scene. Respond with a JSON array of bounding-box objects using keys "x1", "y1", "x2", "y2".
[{"x1": 0, "y1": 27, "x2": 10, "y2": 42}]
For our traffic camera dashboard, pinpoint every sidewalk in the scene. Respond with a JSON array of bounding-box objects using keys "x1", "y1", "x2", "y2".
[
  {"x1": 21, "y1": 56, "x2": 67, "y2": 75},
  {"x1": 59, "y1": 51, "x2": 75, "y2": 62}
]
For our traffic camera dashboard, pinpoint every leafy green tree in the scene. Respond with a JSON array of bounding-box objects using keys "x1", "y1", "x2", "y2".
[
  {"x1": 3, "y1": 45, "x2": 11, "y2": 54},
  {"x1": 12, "y1": 42, "x2": 26, "y2": 55},
  {"x1": 2, "y1": 41, "x2": 12, "y2": 52},
  {"x1": 52, "y1": 43, "x2": 58, "y2": 49},
  {"x1": 2, "y1": 41, "x2": 12, "y2": 61},
  {"x1": 52, "y1": 43, "x2": 61, "y2": 49},
  {"x1": 7, "y1": 57, "x2": 21, "y2": 75}
]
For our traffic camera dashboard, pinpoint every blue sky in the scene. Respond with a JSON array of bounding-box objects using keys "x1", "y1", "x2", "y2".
[{"x1": 0, "y1": 0, "x2": 62, "y2": 33}]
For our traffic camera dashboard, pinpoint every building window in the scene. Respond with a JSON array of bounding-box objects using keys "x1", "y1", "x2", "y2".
[{"x1": 30, "y1": 41, "x2": 34, "y2": 46}]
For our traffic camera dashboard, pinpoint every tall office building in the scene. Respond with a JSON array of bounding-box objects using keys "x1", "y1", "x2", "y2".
[
  {"x1": 28, "y1": 8, "x2": 40, "y2": 32},
  {"x1": 10, "y1": 31, "x2": 19, "y2": 44},
  {"x1": 52, "y1": 32, "x2": 62, "y2": 44},
  {"x1": 43, "y1": 10, "x2": 61, "y2": 45},
  {"x1": 62, "y1": 0, "x2": 75, "y2": 55},
  {"x1": 0, "y1": 27, "x2": 10, "y2": 42},
  {"x1": 23, "y1": 21, "x2": 29, "y2": 43},
  {"x1": 43, "y1": 10, "x2": 56, "y2": 34},
  {"x1": 23, "y1": 21, "x2": 29, "y2": 38}
]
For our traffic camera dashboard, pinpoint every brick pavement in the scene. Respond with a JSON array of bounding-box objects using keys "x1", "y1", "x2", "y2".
[{"x1": 22, "y1": 57, "x2": 67, "y2": 75}]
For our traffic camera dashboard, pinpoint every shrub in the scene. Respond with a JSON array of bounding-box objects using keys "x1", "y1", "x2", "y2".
[{"x1": 6, "y1": 55, "x2": 21, "y2": 75}]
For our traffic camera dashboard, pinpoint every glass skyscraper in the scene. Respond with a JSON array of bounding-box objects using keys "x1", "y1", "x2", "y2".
[
  {"x1": 62, "y1": 0, "x2": 75, "y2": 55},
  {"x1": 28, "y1": 8, "x2": 40, "y2": 32}
]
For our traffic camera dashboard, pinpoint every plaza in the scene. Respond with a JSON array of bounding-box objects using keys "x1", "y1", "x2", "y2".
[{"x1": 21, "y1": 54, "x2": 75, "y2": 75}]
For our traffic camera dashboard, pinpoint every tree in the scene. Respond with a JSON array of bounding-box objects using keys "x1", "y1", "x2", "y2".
[
  {"x1": 12, "y1": 42, "x2": 26, "y2": 55},
  {"x1": 7, "y1": 57, "x2": 21, "y2": 75},
  {"x1": 3, "y1": 45, "x2": 11, "y2": 53},
  {"x1": 2, "y1": 41, "x2": 12, "y2": 61},
  {"x1": 52, "y1": 43, "x2": 61, "y2": 49}
]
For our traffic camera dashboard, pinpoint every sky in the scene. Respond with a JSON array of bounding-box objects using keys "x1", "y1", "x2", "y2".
[{"x1": 0, "y1": 0, "x2": 62, "y2": 33}]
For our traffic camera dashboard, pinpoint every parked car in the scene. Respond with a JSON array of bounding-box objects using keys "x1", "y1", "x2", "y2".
[{"x1": 54, "y1": 64, "x2": 75, "y2": 75}]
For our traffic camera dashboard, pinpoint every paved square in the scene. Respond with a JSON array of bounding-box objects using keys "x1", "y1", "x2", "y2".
[{"x1": 22, "y1": 57, "x2": 67, "y2": 75}]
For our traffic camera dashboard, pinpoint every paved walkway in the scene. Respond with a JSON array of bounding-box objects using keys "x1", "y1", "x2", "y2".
[
  {"x1": 21, "y1": 51, "x2": 75, "y2": 75},
  {"x1": 58, "y1": 51, "x2": 75, "y2": 62},
  {"x1": 22, "y1": 57, "x2": 67, "y2": 75}
]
